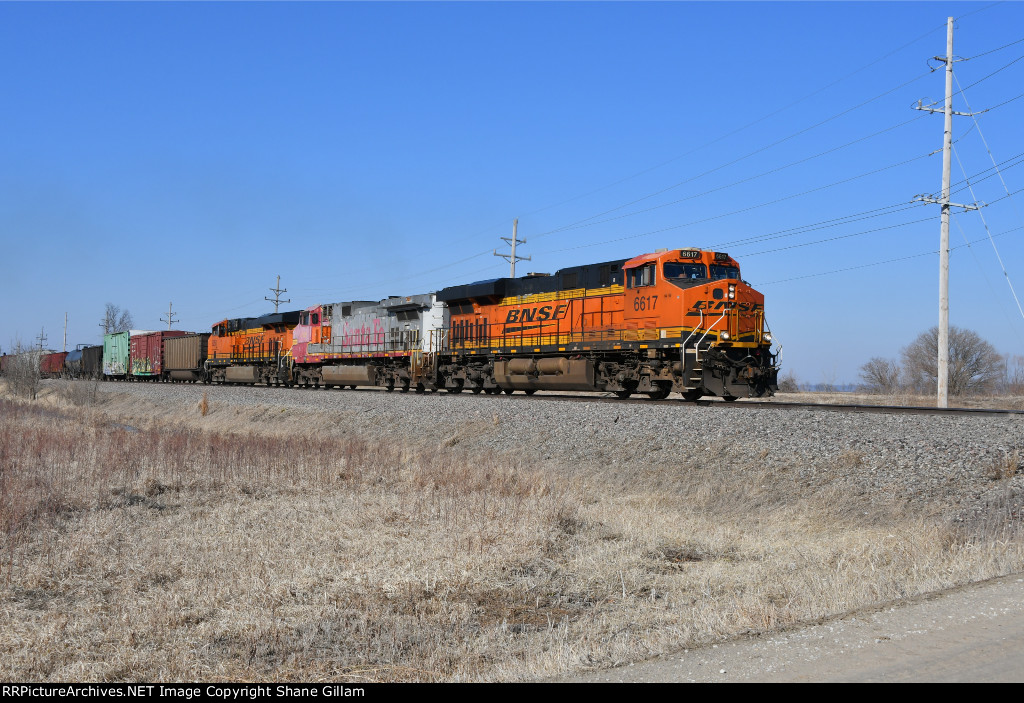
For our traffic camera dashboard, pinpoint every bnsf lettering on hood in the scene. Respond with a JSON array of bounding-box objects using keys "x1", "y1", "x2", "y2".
[{"x1": 505, "y1": 304, "x2": 570, "y2": 324}]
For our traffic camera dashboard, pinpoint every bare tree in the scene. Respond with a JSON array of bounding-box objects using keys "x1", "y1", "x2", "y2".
[
  {"x1": 858, "y1": 357, "x2": 901, "y2": 395},
  {"x1": 901, "y1": 326, "x2": 1004, "y2": 396},
  {"x1": 777, "y1": 370, "x2": 799, "y2": 392},
  {"x1": 1002, "y1": 354, "x2": 1024, "y2": 395},
  {"x1": 100, "y1": 303, "x2": 134, "y2": 336},
  {"x1": 4, "y1": 338, "x2": 42, "y2": 400}
]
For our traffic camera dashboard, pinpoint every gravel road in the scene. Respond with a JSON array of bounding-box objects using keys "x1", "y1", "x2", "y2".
[{"x1": 556, "y1": 573, "x2": 1024, "y2": 682}]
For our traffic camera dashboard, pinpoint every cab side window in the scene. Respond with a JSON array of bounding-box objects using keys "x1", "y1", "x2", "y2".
[{"x1": 627, "y1": 263, "x2": 656, "y2": 288}]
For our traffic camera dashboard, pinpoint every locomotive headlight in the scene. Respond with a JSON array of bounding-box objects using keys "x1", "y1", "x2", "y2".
[
  {"x1": 720, "y1": 331, "x2": 731, "y2": 341},
  {"x1": 728, "y1": 284, "x2": 736, "y2": 300},
  {"x1": 763, "y1": 332, "x2": 772, "y2": 343}
]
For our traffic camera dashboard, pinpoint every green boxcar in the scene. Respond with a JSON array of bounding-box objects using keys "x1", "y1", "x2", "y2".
[
  {"x1": 103, "y1": 330, "x2": 156, "y2": 378},
  {"x1": 103, "y1": 331, "x2": 131, "y2": 378}
]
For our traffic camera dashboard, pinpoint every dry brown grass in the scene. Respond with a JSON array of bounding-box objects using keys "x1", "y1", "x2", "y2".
[
  {"x1": 773, "y1": 389, "x2": 1024, "y2": 411},
  {"x1": 1, "y1": 386, "x2": 1023, "y2": 682}
]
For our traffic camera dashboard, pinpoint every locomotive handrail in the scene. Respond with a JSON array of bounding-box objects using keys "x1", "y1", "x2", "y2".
[
  {"x1": 695, "y1": 309, "x2": 727, "y2": 362},
  {"x1": 681, "y1": 308, "x2": 704, "y2": 351}
]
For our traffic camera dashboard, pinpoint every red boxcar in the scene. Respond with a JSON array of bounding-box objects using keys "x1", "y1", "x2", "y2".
[
  {"x1": 130, "y1": 331, "x2": 188, "y2": 380},
  {"x1": 40, "y1": 351, "x2": 68, "y2": 378}
]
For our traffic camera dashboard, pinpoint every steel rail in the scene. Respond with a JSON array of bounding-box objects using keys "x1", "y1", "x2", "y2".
[
  {"x1": 431, "y1": 390, "x2": 1024, "y2": 418},
  {"x1": 84, "y1": 378, "x2": 1024, "y2": 418}
]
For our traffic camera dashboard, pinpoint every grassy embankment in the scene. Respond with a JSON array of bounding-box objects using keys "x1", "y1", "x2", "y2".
[{"x1": 1, "y1": 381, "x2": 1022, "y2": 681}]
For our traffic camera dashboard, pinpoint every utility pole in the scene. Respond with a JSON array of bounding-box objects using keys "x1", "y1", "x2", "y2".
[
  {"x1": 160, "y1": 302, "x2": 178, "y2": 331},
  {"x1": 63, "y1": 312, "x2": 67, "y2": 352},
  {"x1": 493, "y1": 219, "x2": 530, "y2": 278},
  {"x1": 265, "y1": 275, "x2": 290, "y2": 314},
  {"x1": 36, "y1": 327, "x2": 47, "y2": 351},
  {"x1": 913, "y1": 16, "x2": 979, "y2": 408}
]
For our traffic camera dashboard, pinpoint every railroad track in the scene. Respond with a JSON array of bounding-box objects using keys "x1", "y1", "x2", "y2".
[
  {"x1": 87, "y1": 379, "x2": 1024, "y2": 418},
  {"x1": 277, "y1": 383, "x2": 1024, "y2": 418}
]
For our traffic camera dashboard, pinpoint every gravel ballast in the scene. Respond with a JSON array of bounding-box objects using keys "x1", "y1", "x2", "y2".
[{"x1": 81, "y1": 381, "x2": 1024, "y2": 525}]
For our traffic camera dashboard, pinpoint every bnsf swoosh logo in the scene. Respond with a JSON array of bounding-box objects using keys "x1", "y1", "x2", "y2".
[
  {"x1": 690, "y1": 301, "x2": 762, "y2": 312},
  {"x1": 505, "y1": 303, "x2": 570, "y2": 324}
]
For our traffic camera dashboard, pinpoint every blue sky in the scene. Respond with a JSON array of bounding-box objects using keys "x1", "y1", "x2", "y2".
[{"x1": 2, "y1": 1, "x2": 1023, "y2": 386}]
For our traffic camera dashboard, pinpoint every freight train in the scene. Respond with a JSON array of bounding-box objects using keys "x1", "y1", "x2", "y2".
[{"x1": 2, "y1": 248, "x2": 779, "y2": 400}]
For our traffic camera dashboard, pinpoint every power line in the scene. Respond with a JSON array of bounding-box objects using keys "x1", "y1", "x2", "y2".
[
  {"x1": 940, "y1": 51, "x2": 1024, "y2": 100},
  {"x1": 950, "y1": 214, "x2": 1024, "y2": 347},
  {"x1": 950, "y1": 74, "x2": 1024, "y2": 325},
  {"x1": 983, "y1": 89, "x2": 1024, "y2": 112},
  {"x1": 758, "y1": 224, "x2": 1024, "y2": 286},
  {"x1": 713, "y1": 202, "x2": 927, "y2": 250},
  {"x1": 514, "y1": 19, "x2": 949, "y2": 223},
  {"x1": 531, "y1": 151, "x2": 937, "y2": 257},
  {"x1": 533, "y1": 117, "x2": 932, "y2": 241},
  {"x1": 416, "y1": 17, "x2": 951, "y2": 257},
  {"x1": 255, "y1": 20, "x2": 1020, "y2": 304},
  {"x1": 744, "y1": 216, "x2": 935, "y2": 257},
  {"x1": 963, "y1": 34, "x2": 1024, "y2": 61},
  {"x1": 531, "y1": 74, "x2": 937, "y2": 242}
]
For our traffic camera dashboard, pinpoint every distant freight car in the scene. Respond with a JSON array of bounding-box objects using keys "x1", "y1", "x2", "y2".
[
  {"x1": 163, "y1": 333, "x2": 210, "y2": 382},
  {"x1": 130, "y1": 331, "x2": 187, "y2": 380},
  {"x1": 64, "y1": 344, "x2": 103, "y2": 379},
  {"x1": 64, "y1": 347, "x2": 84, "y2": 377},
  {"x1": 82, "y1": 344, "x2": 103, "y2": 379},
  {"x1": 103, "y1": 330, "x2": 156, "y2": 379},
  {"x1": 39, "y1": 351, "x2": 68, "y2": 378},
  {"x1": 0, "y1": 352, "x2": 16, "y2": 377}
]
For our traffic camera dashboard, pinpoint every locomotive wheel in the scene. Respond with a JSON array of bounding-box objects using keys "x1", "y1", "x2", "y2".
[
  {"x1": 472, "y1": 388, "x2": 483, "y2": 394},
  {"x1": 447, "y1": 386, "x2": 463, "y2": 394},
  {"x1": 503, "y1": 388, "x2": 514, "y2": 395},
  {"x1": 646, "y1": 386, "x2": 671, "y2": 400},
  {"x1": 524, "y1": 389, "x2": 537, "y2": 396},
  {"x1": 400, "y1": 381, "x2": 410, "y2": 393},
  {"x1": 681, "y1": 390, "x2": 703, "y2": 402},
  {"x1": 722, "y1": 395, "x2": 738, "y2": 402},
  {"x1": 415, "y1": 383, "x2": 426, "y2": 394},
  {"x1": 614, "y1": 390, "x2": 633, "y2": 399}
]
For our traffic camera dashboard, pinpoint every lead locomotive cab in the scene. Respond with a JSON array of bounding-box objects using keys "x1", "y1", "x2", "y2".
[{"x1": 621, "y1": 248, "x2": 777, "y2": 399}]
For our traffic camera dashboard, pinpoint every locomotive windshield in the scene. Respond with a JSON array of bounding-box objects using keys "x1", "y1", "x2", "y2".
[
  {"x1": 710, "y1": 264, "x2": 740, "y2": 280},
  {"x1": 664, "y1": 262, "x2": 707, "y2": 280}
]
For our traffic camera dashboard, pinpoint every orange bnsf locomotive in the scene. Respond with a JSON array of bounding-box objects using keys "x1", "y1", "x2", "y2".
[
  {"x1": 436, "y1": 248, "x2": 777, "y2": 400},
  {"x1": 196, "y1": 247, "x2": 777, "y2": 401}
]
